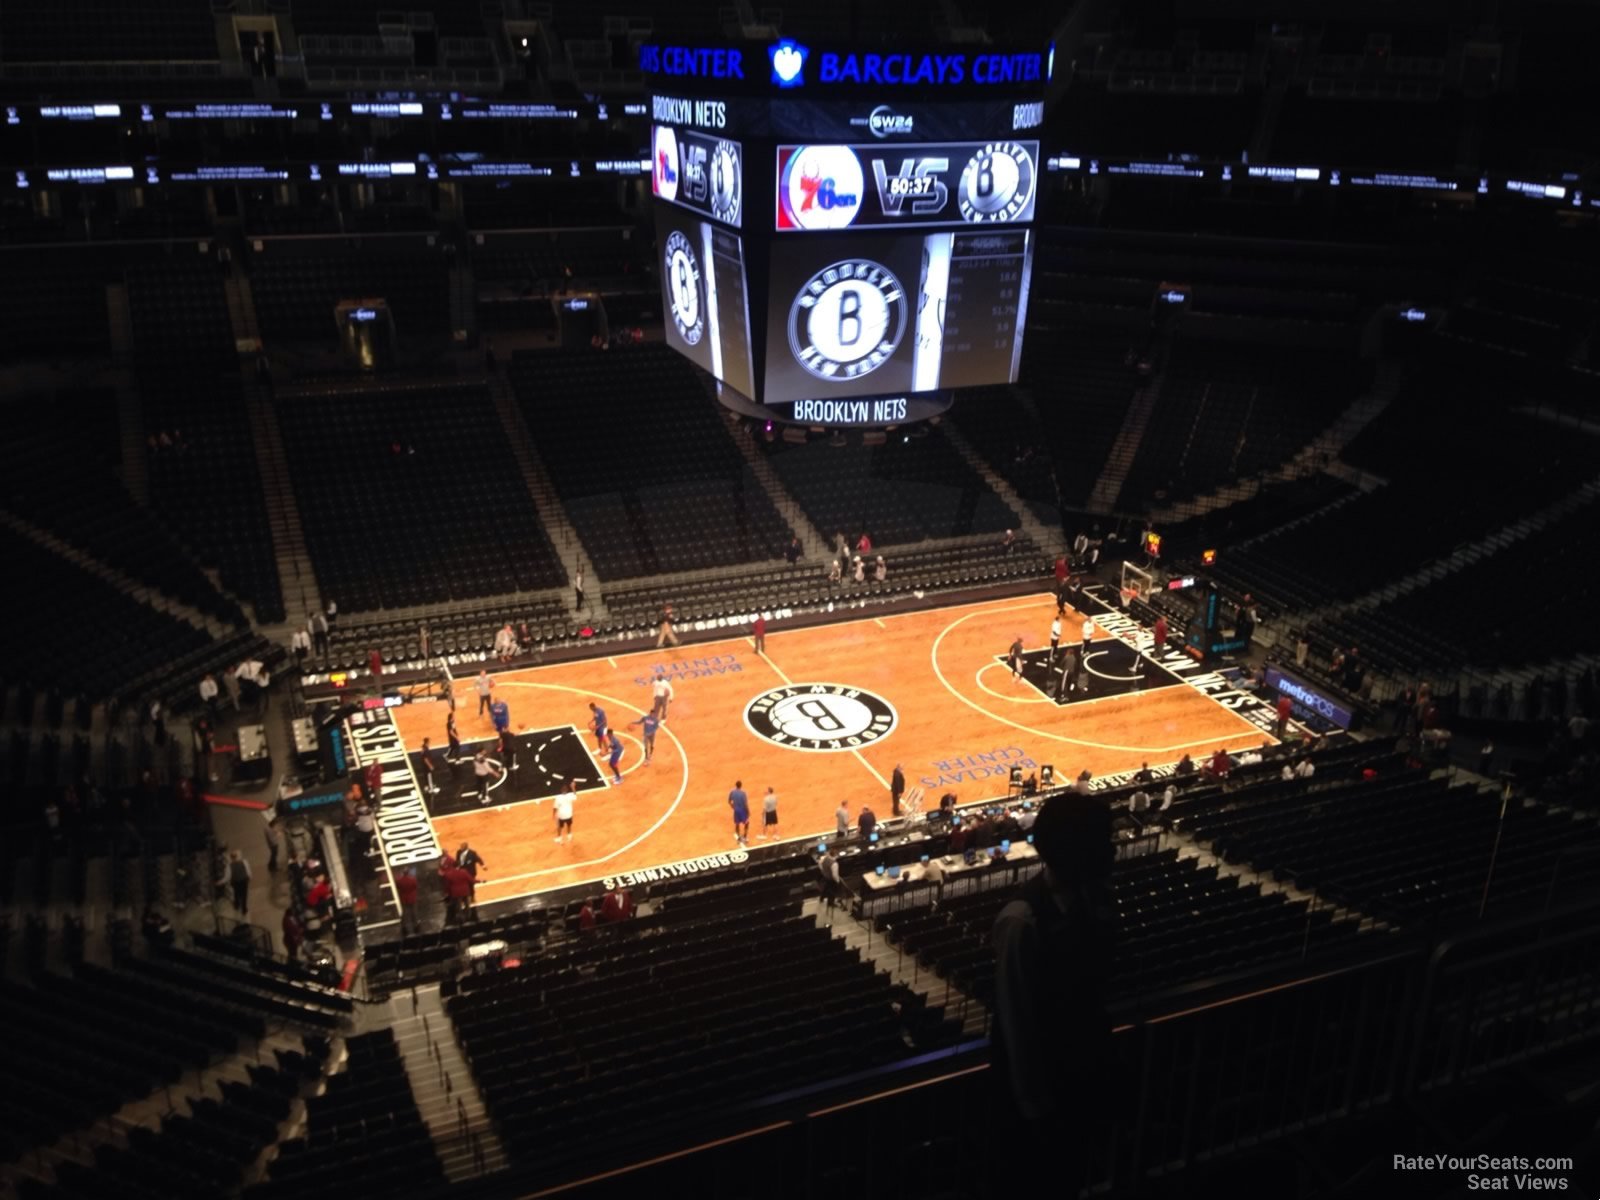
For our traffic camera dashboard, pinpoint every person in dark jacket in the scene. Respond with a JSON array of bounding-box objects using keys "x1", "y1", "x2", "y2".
[{"x1": 990, "y1": 794, "x2": 1115, "y2": 1193}]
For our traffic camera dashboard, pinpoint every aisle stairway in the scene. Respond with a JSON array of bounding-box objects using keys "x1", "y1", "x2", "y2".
[{"x1": 383, "y1": 985, "x2": 508, "y2": 1183}]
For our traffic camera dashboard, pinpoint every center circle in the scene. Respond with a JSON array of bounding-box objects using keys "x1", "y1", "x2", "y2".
[{"x1": 743, "y1": 683, "x2": 899, "y2": 753}]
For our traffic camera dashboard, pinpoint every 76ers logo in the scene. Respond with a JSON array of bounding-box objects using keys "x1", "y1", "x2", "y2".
[
  {"x1": 788, "y1": 259, "x2": 907, "y2": 381},
  {"x1": 744, "y1": 684, "x2": 898, "y2": 752},
  {"x1": 778, "y1": 145, "x2": 864, "y2": 231},
  {"x1": 664, "y1": 231, "x2": 703, "y2": 346}
]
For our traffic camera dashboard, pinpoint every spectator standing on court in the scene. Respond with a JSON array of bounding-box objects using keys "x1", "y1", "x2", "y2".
[
  {"x1": 474, "y1": 670, "x2": 494, "y2": 717},
  {"x1": 553, "y1": 781, "x2": 575, "y2": 843},
  {"x1": 990, "y1": 795, "x2": 1115, "y2": 1183},
  {"x1": 651, "y1": 672, "x2": 674, "y2": 721},
  {"x1": 226, "y1": 849, "x2": 252, "y2": 916},
  {"x1": 1009, "y1": 634, "x2": 1025, "y2": 680},
  {"x1": 1152, "y1": 614, "x2": 1168, "y2": 657},
  {"x1": 473, "y1": 748, "x2": 503, "y2": 805},
  {"x1": 859, "y1": 805, "x2": 878, "y2": 839},
  {"x1": 891, "y1": 764, "x2": 906, "y2": 816},
  {"x1": 760, "y1": 786, "x2": 779, "y2": 839},
  {"x1": 419, "y1": 737, "x2": 440, "y2": 795},
  {"x1": 498, "y1": 728, "x2": 519, "y2": 775},
  {"x1": 835, "y1": 800, "x2": 850, "y2": 838},
  {"x1": 350, "y1": 799, "x2": 375, "y2": 876},
  {"x1": 456, "y1": 842, "x2": 486, "y2": 899},
  {"x1": 752, "y1": 613, "x2": 766, "y2": 655},
  {"x1": 630, "y1": 711, "x2": 659, "y2": 762},
  {"x1": 728, "y1": 780, "x2": 750, "y2": 846},
  {"x1": 606, "y1": 729, "x2": 624, "y2": 784},
  {"x1": 440, "y1": 861, "x2": 474, "y2": 923}
]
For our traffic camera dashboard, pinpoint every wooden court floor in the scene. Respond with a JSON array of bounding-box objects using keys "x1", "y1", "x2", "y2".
[{"x1": 387, "y1": 591, "x2": 1274, "y2": 903}]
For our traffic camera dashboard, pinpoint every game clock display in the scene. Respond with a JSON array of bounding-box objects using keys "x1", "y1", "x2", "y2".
[
  {"x1": 775, "y1": 139, "x2": 1037, "y2": 231},
  {"x1": 655, "y1": 209, "x2": 757, "y2": 400},
  {"x1": 763, "y1": 227, "x2": 1032, "y2": 403}
]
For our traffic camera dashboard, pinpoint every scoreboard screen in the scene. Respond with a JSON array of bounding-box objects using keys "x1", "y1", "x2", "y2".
[
  {"x1": 763, "y1": 227, "x2": 1032, "y2": 402},
  {"x1": 655, "y1": 208, "x2": 757, "y2": 400},
  {"x1": 653, "y1": 124, "x2": 744, "y2": 228},
  {"x1": 775, "y1": 140, "x2": 1037, "y2": 231}
]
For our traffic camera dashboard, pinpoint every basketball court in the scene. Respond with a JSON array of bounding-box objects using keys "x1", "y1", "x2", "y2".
[{"x1": 353, "y1": 585, "x2": 1277, "y2": 912}]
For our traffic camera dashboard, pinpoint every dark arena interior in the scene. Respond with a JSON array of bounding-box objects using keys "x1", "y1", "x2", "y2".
[{"x1": 2, "y1": 0, "x2": 1599, "y2": 1197}]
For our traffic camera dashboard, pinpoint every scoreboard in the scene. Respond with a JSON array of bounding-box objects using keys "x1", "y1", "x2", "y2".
[{"x1": 646, "y1": 38, "x2": 1047, "y2": 424}]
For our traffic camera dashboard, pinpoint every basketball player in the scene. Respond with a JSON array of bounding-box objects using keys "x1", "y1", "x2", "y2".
[
  {"x1": 446, "y1": 711, "x2": 462, "y2": 762},
  {"x1": 1080, "y1": 617, "x2": 1095, "y2": 657},
  {"x1": 1009, "y1": 634, "x2": 1025, "y2": 680},
  {"x1": 606, "y1": 729, "x2": 624, "y2": 784},
  {"x1": 588, "y1": 702, "x2": 608, "y2": 750},
  {"x1": 1049, "y1": 614, "x2": 1062, "y2": 663},
  {"x1": 473, "y1": 749, "x2": 503, "y2": 806},
  {"x1": 629, "y1": 711, "x2": 659, "y2": 762},
  {"x1": 1065, "y1": 647, "x2": 1084, "y2": 696}
]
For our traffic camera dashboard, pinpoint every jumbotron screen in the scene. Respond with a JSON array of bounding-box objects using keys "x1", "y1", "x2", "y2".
[
  {"x1": 761, "y1": 138, "x2": 1035, "y2": 404},
  {"x1": 655, "y1": 207, "x2": 757, "y2": 401}
]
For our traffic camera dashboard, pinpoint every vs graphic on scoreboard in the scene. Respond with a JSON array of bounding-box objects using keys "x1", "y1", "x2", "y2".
[{"x1": 776, "y1": 140, "x2": 1038, "y2": 231}]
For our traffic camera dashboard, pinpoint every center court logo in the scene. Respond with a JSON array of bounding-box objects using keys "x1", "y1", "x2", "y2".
[{"x1": 744, "y1": 683, "x2": 898, "y2": 752}]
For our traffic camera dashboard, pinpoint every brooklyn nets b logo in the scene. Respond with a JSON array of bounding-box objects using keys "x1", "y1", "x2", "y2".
[
  {"x1": 744, "y1": 684, "x2": 898, "y2": 753},
  {"x1": 664, "y1": 230, "x2": 704, "y2": 346},
  {"x1": 788, "y1": 259, "x2": 907, "y2": 381},
  {"x1": 957, "y1": 141, "x2": 1035, "y2": 223}
]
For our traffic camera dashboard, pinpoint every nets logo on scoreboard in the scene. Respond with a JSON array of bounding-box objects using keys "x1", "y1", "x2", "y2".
[
  {"x1": 664, "y1": 230, "x2": 704, "y2": 345},
  {"x1": 653, "y1": 126, "x2": 680, "y2": 202},
  {"x1": 744, "y1": 683, "x2": 898, "y2": 752},
  {"x1": 957, "y1": 141, "x2": 1036, "y2": 223},
  {"x1": 788, "y1": 258, "x2": 907, "y2": 381},
  {"x1": 777, "y1": 145, "x2": 864, "y2": 230},
  {"x1": 710, "y1": 139, "x2": 742, "y2": 224}
]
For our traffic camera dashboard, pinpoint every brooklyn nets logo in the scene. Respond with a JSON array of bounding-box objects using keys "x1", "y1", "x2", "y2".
[
  {"x1": 665, "y1": 230, "x2": 704, "y2": 346},
  {"x1": 788, "y1": 259, "x2": 907, "y2": 380},
  {"x1": 744, "y1": 684, "x2": 898, "y2": 752},
  {"x1": 957, "y1": 141, "x2": 1036, "y2": 223},
  {"x1": 710, "y1": 140, "x2": 742, "y2": 224}
]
